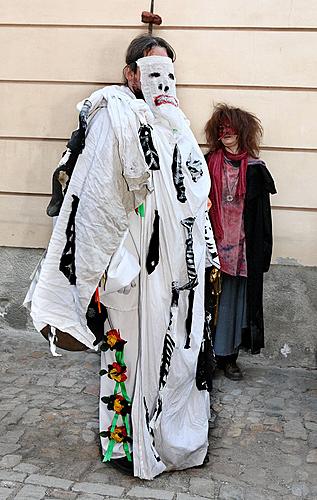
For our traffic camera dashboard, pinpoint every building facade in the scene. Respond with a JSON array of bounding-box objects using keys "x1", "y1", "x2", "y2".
[{"x1": 0, "y1": 0, "x2": 317, "y2": 266}]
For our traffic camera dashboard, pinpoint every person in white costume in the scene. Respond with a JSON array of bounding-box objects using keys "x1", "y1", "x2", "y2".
[{"x1": 25, "y1": 35, "x2": 219, "y2": 480}]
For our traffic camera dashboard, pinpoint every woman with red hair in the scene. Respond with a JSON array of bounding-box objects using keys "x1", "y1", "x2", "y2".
[{"x1": 205, "y1": 104, "x2": 276, "y2": 380}]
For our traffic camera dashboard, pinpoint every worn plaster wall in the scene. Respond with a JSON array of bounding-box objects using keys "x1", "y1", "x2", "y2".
[{"x1": 0, "y1": 0, "x2": 317, "y2": 264}]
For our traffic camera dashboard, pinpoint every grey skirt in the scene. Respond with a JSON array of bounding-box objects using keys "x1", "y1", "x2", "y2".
[{"x1": 213, "y1": 273, "x2": 247, "y2": 356}]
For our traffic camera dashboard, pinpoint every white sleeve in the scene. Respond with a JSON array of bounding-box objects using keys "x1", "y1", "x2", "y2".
[{"x1": 30, "y1": 107, "x2": 132, "y2": 348}]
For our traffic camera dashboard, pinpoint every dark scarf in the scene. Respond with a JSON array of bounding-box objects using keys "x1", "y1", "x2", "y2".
[{"x1": 208, "y1": 149, "x2": 248, "y2": 241}]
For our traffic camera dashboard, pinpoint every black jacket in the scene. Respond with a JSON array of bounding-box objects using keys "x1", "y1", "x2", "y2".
[{"x1": 206, "y1": 154, "x2": 277, "y2": 354}]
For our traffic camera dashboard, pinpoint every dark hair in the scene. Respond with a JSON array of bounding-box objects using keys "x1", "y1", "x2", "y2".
[
  {"x1": 205, "y1": 103, "x2": 263, "y2": 158},
  {"x1": 125, "y1": 34, "x2": 176, "y2": 74}
]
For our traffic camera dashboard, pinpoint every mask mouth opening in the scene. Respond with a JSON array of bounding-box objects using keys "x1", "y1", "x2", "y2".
[{"x1": 154, "y1": 94, "x2": 178, "y2": 107}]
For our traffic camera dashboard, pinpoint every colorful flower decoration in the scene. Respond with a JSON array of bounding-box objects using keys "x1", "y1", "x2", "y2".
[
  {"x1": 106, "y1": 362, "x2": 127, "y2": 383},
  {"x1": 100, "y1": 329, "x2": 127, "y2": 352},
  {"x1": 100, "y1": 425, "x2": 132, "y2": 444},
  {"x1": 99, "y1": 324, "x2": 132, "y2": 463},
  {"x1": 101, "y1": 394, "x2": 131, "y2": 416}
]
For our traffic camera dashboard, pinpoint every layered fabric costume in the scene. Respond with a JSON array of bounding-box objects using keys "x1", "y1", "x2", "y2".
[
  {"x1": 26, "y1": 56, "x2": 219, "y2": 480},
  {"x1": 207, "y1": 150, "x2": 276, "y2": 356}
]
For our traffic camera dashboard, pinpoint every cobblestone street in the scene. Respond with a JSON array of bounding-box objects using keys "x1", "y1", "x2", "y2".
[{"x1": 0, "y1": 329, "x2": 316, "y2": 500}]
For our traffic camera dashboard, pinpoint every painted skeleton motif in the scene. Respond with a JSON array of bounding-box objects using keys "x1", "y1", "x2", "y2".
[{"x1": 26, "y1": 57, "x2": 219, "y2": 480}]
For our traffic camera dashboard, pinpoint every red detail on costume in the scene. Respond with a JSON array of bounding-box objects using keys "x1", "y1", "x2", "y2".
[
  {"x1": 107, "y1": 362, "x2": 127, "y2": 383},
  {"x1": 95, "y1": 287, "x2": 101, "y2": 313},
  {"x1": 154, "y1": 95, "x2": 178, "y2": 107},
  {"x1": 108, "y1": 425, "x2": 131, "y2": 443},
  {"x1": 105, "y1": 329, "x2": 127, "y2": 351}
]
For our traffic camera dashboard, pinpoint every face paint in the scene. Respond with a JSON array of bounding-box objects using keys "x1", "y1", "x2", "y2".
[
  {"x1": 218, "y1": 121, "x2": 237, "y2": 140},
  {"x1": 137, "y1": 56, "x2": 184, "y2": 132}
]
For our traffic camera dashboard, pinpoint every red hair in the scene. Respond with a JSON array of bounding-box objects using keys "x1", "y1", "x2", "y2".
[{"x1": 205, "y1": 103, "x2": 263, "y2": 158}]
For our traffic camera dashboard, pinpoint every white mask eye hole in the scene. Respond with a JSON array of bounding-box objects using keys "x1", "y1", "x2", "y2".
[
  {"x1": 168, "y1": 73, "x2": 175, "y2": 80},
  {"x1": 149, "y1": 72, "x2": 161, "y2": 78}
]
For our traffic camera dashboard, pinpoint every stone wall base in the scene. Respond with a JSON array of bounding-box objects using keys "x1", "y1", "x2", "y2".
[{"x1": 0, "y1": 247, "x2": 316, "y2": 368}]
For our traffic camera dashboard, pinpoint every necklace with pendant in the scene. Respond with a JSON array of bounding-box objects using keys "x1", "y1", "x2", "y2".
[{"x1": 224, "y1": 161, "x2": 239, "y2": 202}]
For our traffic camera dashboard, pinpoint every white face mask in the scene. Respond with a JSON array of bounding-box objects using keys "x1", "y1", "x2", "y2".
[{"x1": 137, "y1": 55, "x2": 184, "y2": 132}]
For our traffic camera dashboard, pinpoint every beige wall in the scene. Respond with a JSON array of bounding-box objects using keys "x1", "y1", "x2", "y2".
[{"x1": 1, "y1": 1, "x2": 317, "y2": 265}]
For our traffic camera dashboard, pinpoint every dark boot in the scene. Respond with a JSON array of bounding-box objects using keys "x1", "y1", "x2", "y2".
[
  {"x1": 216, "y1": 354, "x2": 243, "y2": 381},
  {"x1": 224, "y1": 361, "x2": 243, "y2": 381}
]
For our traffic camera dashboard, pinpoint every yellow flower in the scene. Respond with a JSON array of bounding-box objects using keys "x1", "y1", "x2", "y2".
[
  {"x1": 113, "y1": 399, "x2": 124, "y2": 413},
  {"x1": 107, "y1": 333, "x2": 118, "y2": 347}
]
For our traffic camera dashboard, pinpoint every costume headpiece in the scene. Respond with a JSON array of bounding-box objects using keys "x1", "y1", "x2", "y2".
[{"x1": 137, "y1": 55, "x2": 184, "y2": 132}]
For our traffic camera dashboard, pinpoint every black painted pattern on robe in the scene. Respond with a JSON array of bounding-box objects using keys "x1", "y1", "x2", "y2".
[
  {"x1": 47, "y1": 100, "x2": 92, "y2": 218},
  {"x1": 186, "y1": 152, "x2": 203, "y2": 183},
  {"x1": 59, "y1": 195, "x2": 79, "y2": 285},
  {"x1": 143, "y1": 397, "x2": 162, "y2": 462},
  {"x1": 205, "y1": 212, "x2": 219, "y2": 261},
  {"x1": 154, "y1": 397, "x2": 163, "y2": 423},
  {"x1": 184, "y1": 288, "x2": 195, "y2": 349},
  {"x1": 148, "y1": 285, "x2": 178, "y2": 445},
  {"x1": 146, "y1": 210, "x2": 160, "y2": 274},
  {"x1": 180, "y1": 217, "x2": 198, "y2": 289},
  {"x1": 46, "y1": 150, "x2": 78, "y2": 217},
  {"x1": 171, "y1": 283, "x2": 180, "y2": 309},
  {"x1": 196, "y1": 310, "x2": 216, "y2": 392},
  {"x1": 138, "y1": 124, "x2": 160, "y2": 170},
  {"x1": 180, "y1": 217, "x2": 199, "y2": 348},
  {"x1": 158, "y1": 283, "x2": 179, "y2": 390},
  {"x1": 159, "y1": 332, "x2": 176, "y2": 391},
  {"x1": 172, "y1": 144, "x2": 187, "y2": 203},
  {"x1": 86, "y1": 295, "x2": 108, "y2": 346},
  {"x1": 144, "y1": 397, "x2": 150, "y2": 431}
]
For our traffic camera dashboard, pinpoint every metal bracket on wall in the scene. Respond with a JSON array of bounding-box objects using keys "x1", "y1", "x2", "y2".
[{"x1": 141, "y1": 0, "x2": 162, "y2": 34}]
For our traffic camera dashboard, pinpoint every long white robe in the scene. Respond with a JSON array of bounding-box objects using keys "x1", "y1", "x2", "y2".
[{"x1": 27, "y1": 85, "x2": 219, "y2": 480}]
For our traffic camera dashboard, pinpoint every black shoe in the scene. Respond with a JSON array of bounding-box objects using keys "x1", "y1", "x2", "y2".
[
  {"x1": 224, "y1": 362, "x2": 243, "y2": 381},
  {"x1": 108, "y1": 456, "x2": 134, "y2": 476}
]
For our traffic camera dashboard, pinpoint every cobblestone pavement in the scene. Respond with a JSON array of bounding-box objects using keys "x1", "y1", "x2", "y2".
[{"x1": 0, "y1": 329, "x2": 316, "y2": 500}]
